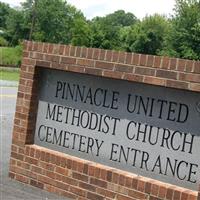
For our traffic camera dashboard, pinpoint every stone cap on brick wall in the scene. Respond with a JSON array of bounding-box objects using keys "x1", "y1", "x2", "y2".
[{"x1": 22, "y1": 40, "x2": 200, "y2": 92}]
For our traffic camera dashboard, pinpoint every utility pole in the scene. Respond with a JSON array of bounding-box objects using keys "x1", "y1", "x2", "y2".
[{"x1": 29, "y1": 0, "x2": 37, "y2": 41}]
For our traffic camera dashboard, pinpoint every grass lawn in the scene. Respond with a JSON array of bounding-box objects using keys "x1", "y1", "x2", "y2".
[{"x1": 0, "y1": 69, "x2": 20, "y2": 81}]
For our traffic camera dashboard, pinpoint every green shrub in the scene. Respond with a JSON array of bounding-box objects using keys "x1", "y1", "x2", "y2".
[
  {"x1": 0, "y1": 45, "x2": 22, "y2": 66},
  {"x1": 0, "y1": 36, "x2": 8, "y2": 46}
]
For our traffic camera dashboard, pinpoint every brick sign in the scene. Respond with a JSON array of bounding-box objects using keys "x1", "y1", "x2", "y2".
[{"x1": 34, "y1": 68, "x2": 200, "y2": 191}]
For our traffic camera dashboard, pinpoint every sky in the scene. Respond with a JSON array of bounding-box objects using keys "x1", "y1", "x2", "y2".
[{"x1": 1, "y1": 0, "x2": 176, "y2": 20}]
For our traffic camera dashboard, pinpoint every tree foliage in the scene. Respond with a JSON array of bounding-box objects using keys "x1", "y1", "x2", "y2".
[
  {"x1": 90, "y1": 10, "x2": 137, "y2": 50},
  {"x1": 125, "y1": 15, "x2": 171, "y2": 54},
  {"x1": 1, "y1": 0, "x2": 200, "y2": 60},
  {"x1": 169, "y1": 0, "x2": 200, "y2": 59},
  {"x1": 0, "y1": 2, "x2": 11, "y2": 29}
]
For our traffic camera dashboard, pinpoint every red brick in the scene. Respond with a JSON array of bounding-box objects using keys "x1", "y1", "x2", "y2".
[
  {"x1": 61, "y1": 57, "x2": 76, "y2": 64},
  {"x1": 87, "y1": 48, "x2": 93, "y2": 59},
  {"x1": 173, "y1": 190, "x2": 181, "y2": 200},
  {"x1": 79, "y1": 182, "x2": 96, "y2": 192},
  {"x1": 23, "y1": 51, "x2": 29, "y2": 58},
  {"x1": 70, "y1": 46, "x2": 76, "y2": 57},
  {"x1": 156, "y1": 69, "x2": 177, "y2": 79},
  {"x1": 181, "y1": 191, "x2": 189, "y2": 200},
  {"x1": 23, "y1": 41, "x2": 29, "y2": 51},
  {"x1": 135, "y1": 67, "x2": 155, "y2": 76},
  {"x1": 36, "y1": 60, "x2": 50, "y2": 68},
  {"x1": 145, "y1": 182, "x2": 152, "y2": 194},
  {"x1": 124, "y1": 74, "x2": 143, "y2": 82},
  {"x1": 68, "y1": 66, "x2": 85, "y2": 73},
  {"x1": 48, "y1": 44, "x2": 53, "y2": 54},
  {"x1": 132, "y1": 178, "x2": 138, "y2": 190},
  {"x1": 87, "y1": 192, "x2": 104, "y2": 200},
  {"x1": 72, "y1": 172, "x2": 88, "y2": 182},
  {"x1": 169, "y1": 58, "x2": 177, "y2": 70},
  {"x1": 81, "y1": 47, "x2": 88, "y2": 58},
  {"x1": 154, "y1": 56, "x2": 161, "y2": 68},
  {"x1": 190, "y1": 83, "x2": 200, "y2": 92},
  {"x1": 85, "y1": 68, "x2": 102, "y2": 76},
  {"x1": 104, "y1": 71, "x2": 123, "y2": 79},
  {"x1": 118, "y1": 52, "x2": 126, "y2": 63},
  {"x1": 43, "y1": 165, "x2": 55, "y2": 176},
  {"x1": 144, "y1": 76, "x2": 165, "y2": 86},
  {"x1": 77, "y1": 162, "x2": 84, "y2": 173},
  {"x1": 15, "y1": 174, "x2": 29, "y2": 184},
  {"x1": 162, "y1": 57, "x2": 170, "y2": 69},
  {"x1": 99, "y1": 49, "x2": 106, "y2": 60},
  {"x1": 90, "y1": 177, "x2": 107, "y2": 188},
  {"x1": 132, "y1": 54, "x2": 140, "y2": 65},
  {"x1": 22, "y1": 58, "x2": 35, "y2": 66},
  {"x1": 43, "y1": 43, "x2": 48, "y2": 53},
  {"x1": 11, "y1": 152, "x2": 24, "y2": 161},
  {"x1": 194, "y1": 61, "x2": 200, "y2": 73},
  {"x1": 45, "y1": 54, "x2": 60, "y2": 62},
  {"x1": 139, "y1": 54, "x2": 147, "y2": 66},
  {"x1": 93, "y1": 48, "x2": 100, "y2": 60},
  {"x1": 119, "y1": 175, "x2": 126, "y2": 186},
  {"x1": 55, "y1": 181, "x2": 70, "y2": 191},
  {"x1": 178, "y1": 59, "x2": 186, "y2": 71},
  {"x1": 166, "y1": 79, "x2": 189, "y2": 90},
  {"x1": 62, "y1": 176, "x2": 78, "y2": 186},
  {"x1": 30, "y1": 179, "x2": 44, "y2": 189},
  {"x1": 158, "y1": 186, "x2": 167, "y2": 199},
  {"x1": 106, "y1": 171, "x2": 112, "y2": 182},
  {"x1": 117, "y1": 194, "x2": 134, "y2": 200},
  {"x1": 115, "y1": 64, "x2": 133, "y2": 73},
  {"x1": 32, "y1": 166, "x2": 43, "y2": 174},
  {"x1": 137, "y1": 180, "x2": 145, "y2": 192},
  {"x1": 59, "y1": 45, "x2": 65, "y2": 55},
  {"x1": 77, "y1": 58, "x2": 94, "y2": 67},
  {"x1": 125, "y1": 53, "x2": 132, "y2": 64},
  {"x1": 55, "y1": 166, "x2": 68, "y2": 175},
  {"x1": 185, "y1": 60, "x2": 194, "y2": 72},
  {"x1": 179, "y1": 73, "x2": 200, "y2": 83},
  {"x1": 96, "y1": 188, "x2": 116, "y2": 199},
  {"x1": 106, "y1": 50, "x2": 112, "y2": 61},
  {"x1": 128, "y1": 189, "x2": 147, "y2": 199},
  {"x1": 64, "y1": 45, "x2": 70, "y2": 56},
  {"x1": 99, "y1": 169, "x2": 106, "y2": 180},
  {"x1": 33, "y1": 42, "x2": 39, "y2": 51},
  {"x1": 70, "y1": 186, "x2": 86, "y2": 197},
  {"x1": 147, "y1": 55, "x2": 154, "y2": 67},
  {"x1": 25, "y1": 156, "x2": 38, "y2": 165},
  {"x1": 96, "y1": 61, "x2": 114, "y2": 70},
  {"x1": 112, "y1": 51, "x2": 119, "y2": 62},
  {"x1": 83, "y1": 164, "x2": 88, "y2": 174},
  {"x1": 188, "y1": 193, "x2": 198, "y2": 200},
  {"x1": 151, "y1": 184, "x2": 159, "y2": 197}
]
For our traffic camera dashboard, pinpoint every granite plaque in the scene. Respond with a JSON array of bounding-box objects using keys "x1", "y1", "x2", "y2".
[{"x1": 34, "y1": 68, "x2": 200, "y2": 190}]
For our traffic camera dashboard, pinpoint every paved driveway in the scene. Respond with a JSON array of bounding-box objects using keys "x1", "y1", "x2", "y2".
[{"x1": 0, "y1": 86, "x2": 69, "y2": 200}]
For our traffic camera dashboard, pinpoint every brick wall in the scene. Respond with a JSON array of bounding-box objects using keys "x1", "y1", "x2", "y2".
[{"x1": 9, "y1": 41, "x2": 200, "y2": 200}]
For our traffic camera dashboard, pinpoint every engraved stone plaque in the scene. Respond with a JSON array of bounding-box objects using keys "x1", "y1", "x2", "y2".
[{"x1": 34, "y1": 68, "x2": 200, "y2": 191}]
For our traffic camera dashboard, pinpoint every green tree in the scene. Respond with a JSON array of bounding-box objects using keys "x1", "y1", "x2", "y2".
[
  {"x1": 125, "y1": 14, "x2": 171, "y2": 55},
  {"x1": 5, "y1": 0, "x2": 90, "y2": 45},
  {"x1": 6, "y1": 8, "x2": 30, "y2": 45},
  {"x1": 0, "y1": 2, "x2": 10, "y2": 29},
  {"x1": 90, "y1": 10, "x2": 137, "y2": 50},
  {"x1": 168, "y1": 0, "x2": 200, "y2": 59}
]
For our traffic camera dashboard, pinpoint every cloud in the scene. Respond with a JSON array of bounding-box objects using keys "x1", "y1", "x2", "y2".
[
  {"x1": 2, "y1": 0, "x2": 176, "y2": 19},
  {"x1": 68, "y1": 0, "x2": 176, "y2": 19}
]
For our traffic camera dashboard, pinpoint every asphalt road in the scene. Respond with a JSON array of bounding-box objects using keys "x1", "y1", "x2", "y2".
[{"x1": 0, "y1": 86, "x2": 68, "y2": 200}]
